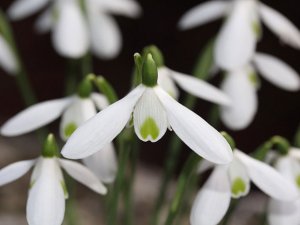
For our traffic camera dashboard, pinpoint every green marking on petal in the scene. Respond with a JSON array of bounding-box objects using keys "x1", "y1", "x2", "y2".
[
  {"x1": 64, "y1": 122, "x2": 77, "y2": 138},
  {"x1": 140, "y1": 117, "x2": 159, "y2": 140},
  {"x1": 231, "y1": 177, "x2": 246, "y2": 196},
  {"x1": 252, "y1": 21, "x2": 262, "y2": 39},
  {"x1": 61, "y1": 180, "x2": 69, "y2": 198},
  {"x1": 29, "y1": 180, "x2": 35, "y2": 189},
  {"x1": 248, "y1": 71, "x2": 260, "y2": 88},
  {"x1": 296, "y1": 175, "x2": 300, "y2": 189}
]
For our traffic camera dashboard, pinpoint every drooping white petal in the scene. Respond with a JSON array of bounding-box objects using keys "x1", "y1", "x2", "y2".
[
  {"x1": 0, "y1": 160, "x2": 35, "y2": 186},
  {"x1": 59, "y1": 159, "x2": 107, "y2": 194},
  {"x1": 158, "y1": 67, "x2": 179, "y2": 100},
  {"x1": 169, "y1": 69, "x2": 231, "y2": 106},
  {"x1": 259, "y1": 3, "x2": 300, "y2": 49},
  {"x1": 0, "y1": 36, "x2": 18, "y2": 75},
  {"x1": 190, "y1": 166, "x2": 231, "y2": 225},
  {"x1": 27, "y1": 158, "x2": 65, "y2": 225},
  {"x1": 289, "y1": 148, "x2": 300, "y2": 160},
  {"x1": 197, "y1": 160, "x2": 215, "y2": 174},
  {"x1": 155, "y1": 86, "x2": 233, "y2": 164},
  {"x1": 133, "y1": 88, "x2": 168, "y2": 142},
  {"x1": 268, "y1": 199, "x2": 300, "y2": 225},
  {"x1": 275, "y1": 156, "x2": 300, "y2": 189},
  {"x1": 215, "y1": 0, "x2": 257, "y2": 70},
  {"x1": 235, "y1": 150, "x2": 299, "y2": 201},
  {"x1": 8, "y1": 0, "x2": 50, "y2": 20},
  {"x1": 35, "y1": 8, "x2": 53, "y2": 33},
  {"x1": 90, "y1": 0, "x2": 142, "y2": 18},
  {"x1": 1, "y1": 97, "x2": 72, "y2": 136},
  {"x1": 52, "y1": 0, "x2": 89, "y2": 58},
  {"x1": 228, "y1": 156, "x2": 250, "y2": 198},
  {"x1": 220, "y1": 68, "x2": 258, "y2": 130},
  {"x1": 91, "y1": 93, "x2": 110, "y2": 110},
  {"x1": 253, "y1": 53, "x2": 300, "y2": 91},
  {"x1": 178, "y1": 1, "x2": 229, "y2": 30},
  {"x1": 60, "y1": 97, "x2": 97, "y2": 141},
  {"x1": 62, "y1": 85, "x2": 145, "y2": 159},
  {"x1": 88, "y1": 10, "x2": 122, "y2": 59},
  {"x1": 82, "y1": 143, "x2": 117, "y2": 183}
]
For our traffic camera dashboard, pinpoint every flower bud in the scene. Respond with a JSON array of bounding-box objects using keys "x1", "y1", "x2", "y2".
[
  {"x1": 42, "y1": 134, "x2": 59, "y2": 158},
  {"x1": 143, "y1": 45, "x2": 164, "y2": 68},
  {"x1": 142, "y1": 53, "x2": 158, "y2": 87}
]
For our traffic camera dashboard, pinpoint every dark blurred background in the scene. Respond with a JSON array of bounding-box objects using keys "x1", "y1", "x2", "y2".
[{"x1": 0, "y1": 0, "x2": 299, "y2": 167}]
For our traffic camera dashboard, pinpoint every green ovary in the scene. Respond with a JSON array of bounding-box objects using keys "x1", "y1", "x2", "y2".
[
  {"x1": 64, "y1": 122, "x2": 77, "y2": 138},
  {"x1": 140, "y1": 117, "x2": 159, "y2": 140},
  {"x1": 231, "y1": 178, "x2": 246, "y2": 196}
]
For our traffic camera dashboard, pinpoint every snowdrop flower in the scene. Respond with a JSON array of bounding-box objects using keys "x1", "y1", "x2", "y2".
[
  {"x1": 144, "y1": 45, "x2": 231, "y2": 106},
  {"x1": 62, "y1": 54, "x2": 233, "y2": 165},
  {"x1": 178, "y1": 0, "x2": 300, "y2": 70},
  {"x1": 220, "y1": 52, "x2": 300, "y2": 130},
  {"x1": 8, "y1": 0, "x2": 142, "y2": 59},
  {"x1": 0, "y1": 34, "x2": 18, "y2": 74},
  {"x1": 0, "y1": 77, "x2": 117, "y2": 183},
  {"x1": 0, "y1": 134, "x2": 107, "y2": 225},
  {"x1": 191, "y1": 149, "x2": 299, "y2": 225},
  {"x1": 267, "y1": 147, "x2": 300, "y2": 225}
]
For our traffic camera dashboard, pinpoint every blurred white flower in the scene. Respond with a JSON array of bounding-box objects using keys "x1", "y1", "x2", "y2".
[
  {"x1": 0, "y1": 155, "x2": 106, "y2": 225},
  {"x1": 0, "y1": 35, "x2": 18, "y2": 74},
  {"x1": 0, "y1": 93, "x2": 117, "y2": 183},
  {"x1": 179, "y1": 0, "x2": 300, "y2": 70},
  {"x1": 8, "y1": 0, "x2": 142, "y2": 59},
  {"x1": 267, "y1": 148, "x2": 300, "y2": 225},
  {"x1": 220, "y1": 52, "x2": 300, "y2": 130},
  {"x1": 191, "y1": 150, "x2": 299, "y2": 225}
]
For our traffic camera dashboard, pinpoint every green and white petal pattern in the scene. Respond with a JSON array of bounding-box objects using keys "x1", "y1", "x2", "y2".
[
  {"x1": 27, "y1": 158, "x2": 65, "y2": 225},
  {"x1": 235, "y1": 150, "x2": 299, "y2": 201},
  {"x1": 158, "y1": 67, "x2": 179, "y2": 100},
  {"x1": 259, "y1": 3, "x2": 300, "y2": 49},
  {"x1": 62, "y1": 85, "x2": 145, "y2": 159},
  {"x1": 155, "y1": 86, "x2": 233, "y2": 164},
  {"x1": 190, "y1": 166, "x2": 231, "y2": 225},
  {"x1": 60, "y1": 97, "x2": 97, "y2": 141},
  {"x1": 228, "y1": 154, "x2": 250, "y2": 198},
  {"x1": 178, "y1": 1, "x2": 229, "y2": 30},
  {"x1": 134, "y1": 88, "x2": 168, "y2": 142},
  {"x1": 0, "y1": 159, "x2": 36, "y2": 186},
  {"x1": 0, "y1": 36, "x2": 18, "y2": 75},
  {"x1": 253, "y1": 53, "x2": 300, "y2": 91},
  {"x1": 1, "y1": 97, "x2": 72, "y2": 136}
]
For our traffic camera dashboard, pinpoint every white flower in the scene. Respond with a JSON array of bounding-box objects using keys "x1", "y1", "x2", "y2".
[
  {"x1": 61, "y1": 82, "x2": 233, "y2": 164},
  {"x1": 0, "y1": 156, "x2": 106, "y2": 225},
  {"x1": 8, "y1": 0, "x2": 142, "y2": 59},
  {"x1": 178, "y1": 0, "x2": 300, "y2": 70},
  {"x1": 0, "y1": 35, "x2": 18, "y2": 74},
  {"x1": 0, "y1": 93, "x2": 117, "y2": 183},
  {"x1": 267, "y1": 148, "x2": 300, "y2": 225},
  {"x1": 220, "y1": 52, "x2": 300, "y2": 130},
  {"x1": 191, "y1": 150, "x2": 299, "y2": 225}
]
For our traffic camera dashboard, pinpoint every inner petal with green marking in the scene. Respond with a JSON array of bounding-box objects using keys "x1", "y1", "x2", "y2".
[
  {"x1": 140, "y1": 117, "x2": 160, "y2": 140},
  {"x1": 64, "y1": 122, "x2": 77, "y2": 138},
  {"x1": 231, "y1": 177, "x2": 247, "y2": 197}
]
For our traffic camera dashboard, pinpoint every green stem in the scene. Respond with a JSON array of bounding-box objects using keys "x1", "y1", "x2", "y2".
[
  {"x1": 80, "y1": 52, "x2": 93, "y2": 77},
  {"x1": 65, "y1": 175, "x2": 79, "y2": 225},
  {"x1": 294, "y1": 125, "x2": 300, "y2": 148},
  {"x1": 150, "y1": 40, "x2": 215, "y2": 225},
  {"x1": 163, "y1": 154, "x2": 200, "y2": 225}
]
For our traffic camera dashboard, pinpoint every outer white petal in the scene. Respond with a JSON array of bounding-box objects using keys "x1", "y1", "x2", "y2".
[
  {"x1": 61, "y1": 85, "x2": 145, "y2": 159},
  {"x1": 220, "y1": 68, "x2": 258, "y2": 130},
  {"x1": 235, "y1": 150, "x2": 299, "y2": 201},
  {"x1": 259, "y1": 3, "x2": 300, "y2": 49},
  {"x1": 155, "y1": 86, "x2": 233, "y2": 164},
  {"x1": 228, "y1": 155, "x2": 250, "y2": 198},
  {"x1": 190, "y1": 166, "x2": 231, "y2": 225},
  {"x1": 289, "y1": 148, "x2": 300, "y2": 161},
  {"x1": 59, "y1": 159, "x2": 107, "y2": 195},
  {"x1": 253, "y1": 53, "x2": 300, "y2": 91},
  {"x1": 134, "y1": 88, "x2": 168, "y2": 142},
  {"x1": 91, "y1": 93, "x2": 109, "y2": 110},
  {"x1": 0, "y1": 159, "x2": 35, "y2": 186},
  {"x1": 275, "y1": 156, "x2": 300, "y2": 188},
  {"x1": 268, "y1": 199, "x2": 300, "y2": 225},
  {"x1": 8, "y1": 0, "x2": 50, "y2": 20},
  {"x1": 27, "y1": 158, "x2": 65, "y2": 225},
  {"x1": 53, "y1": 0, "x2": 89, "y2": 58},
  {"x1": 169, "y1": 69, "x2": 231, "y2": 106},
  {"x1": 158, "y1": 67, "x2": 179, "y2": 100},
  {"x1": 215, "y1": 0, "x2": 257, "y2": 70},
  {"x1": 82, "y1": 143, "x2": 117, "y2": 183},
  {"x1": 88, "y1": 10, "x2": 122, "y2": 59},
  {"x1": 1, "y1": 97, "x2": 72, "y2": 136},
  {"x1": 0, "y1": 36, "x2": 18, "y2": 75},
  {"x1": 178, "y1": 1, "x2": 229, "y2": 30},
  {"x1": 60, "y1": 97, "x2": 97, "y2": 141},
  {"x1": 35, "y1": 8, "x2": 53, "y2": 33}
]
